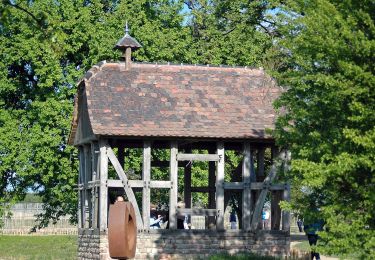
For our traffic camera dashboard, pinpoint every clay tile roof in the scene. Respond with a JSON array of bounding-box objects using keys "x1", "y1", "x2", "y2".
[{"x1": 69, "y1": 62, "x2": 281, "y2": 144}]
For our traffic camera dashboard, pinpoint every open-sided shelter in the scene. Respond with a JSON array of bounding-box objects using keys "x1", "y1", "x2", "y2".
[{"x1": 69, "y1": 28, "x2": 291, "y2": 260}]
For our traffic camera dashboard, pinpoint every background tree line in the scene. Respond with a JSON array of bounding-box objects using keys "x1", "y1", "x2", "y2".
[{"x1": 0, "y1": 0, "x2": 373, "y2": 257}]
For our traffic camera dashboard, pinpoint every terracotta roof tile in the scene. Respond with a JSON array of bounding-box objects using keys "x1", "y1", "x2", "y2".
[{"x1": 69, "y1": 62, "x2": 281, "y2": 143}]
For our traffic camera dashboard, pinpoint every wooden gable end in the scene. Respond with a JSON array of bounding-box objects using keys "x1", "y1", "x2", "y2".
[{"x1": 74, "y1": 83, "x2": 95, "y2": 145}]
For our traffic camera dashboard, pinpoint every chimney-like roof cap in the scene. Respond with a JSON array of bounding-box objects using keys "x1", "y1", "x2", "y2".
[{"x1": 115, "y1": 22, "x2": 142, "y2": 50}]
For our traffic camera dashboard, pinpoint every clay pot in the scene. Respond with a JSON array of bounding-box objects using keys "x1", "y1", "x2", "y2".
[{"x1": 108, "y1": 201, "x2": 137, "y2": 259}]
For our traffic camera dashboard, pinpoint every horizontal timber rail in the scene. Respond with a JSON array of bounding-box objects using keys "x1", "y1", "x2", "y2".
[
  {"x1": 107, "y1": 179, "x2": 171, "y2": 189},
  {"x1": 223, "y1": 182, "x2": 289, "y2": 190},
  {"x1": 176, "y1": 208, "x2": 219, "y2": 217},
  {"x1": 177, "y1": 154, "x2": 220, "y2": 162}
]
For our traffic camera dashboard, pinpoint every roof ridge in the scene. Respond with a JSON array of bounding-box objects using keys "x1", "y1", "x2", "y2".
[
  {"x1": 132, "y1": 61, "x2": 261, "y2": 70},
  {"x1": 83, "y1": 60, "x2": 107, "y2": 82},
  {"x1": 100, "y1": 60, "x2": 262, "y2": 71}
]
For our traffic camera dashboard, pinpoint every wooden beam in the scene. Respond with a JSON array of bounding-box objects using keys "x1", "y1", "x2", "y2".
[
  {"x1": 191, "y1": 187, "x2": 214, "y2": 193},
  {"x1": 90, "y1": 142, "x2": 99, "y2": 229},
  {"x1": 107, "y1": 179, "x2": 171, "y2": 189},
  {"x1": 257, "y1": 147, "x2": 265, "y2": 181},
  {"x1": 251, "y1": 150, "x2": 285, "y2": 230},
  {"x1": 177, "y1": 208, "x2": 218, "y2": 217},
  {"x1": 152, "y1": 161, "x2": 187, "y2": 168},
  {"x1": 129, "y1": 180, "x2": 143, "y2": 188},
  {"x1": 107, "y1": 146, "x2": 144, "y2": 230},
  {"x1": 242, "y1": 142, "x2": 252, "y2": 231},
  {"x1": 177, "y1": 153, "x2": 220, "y2": 162},
  {"x1": 271, "y1": 191, "x2": 282, "y2": 230},
  {"x1": 224, "y1": 182, "x2": 244, "y2": 189},
  {"x1": 216, "y1": 142, "x2": 225, "y2": 230},
  {"x1": 78, "y1": 146, "x2": 84, "y2": 228},
  {"x1": 99, "y1": 140, "x2": 108, "y2": 232},
  {"x1": 150, "y1": 181, "x2": 171, "y2": 189},
  {"x1": 84, "y1": 144, "x2": 91, "y2": 229},
  {"x1": 169, "y1": 141, "x2": 178, "y2": 229},
  {"x1": 184, "y1": 148, "x2": 192, "y2": 210},
  {"x1": 142, "y1": 141, "x2": 151, "y2": 230},
  {"x1": 207, "y1": 148, "x2": 216, "y2": 229}
]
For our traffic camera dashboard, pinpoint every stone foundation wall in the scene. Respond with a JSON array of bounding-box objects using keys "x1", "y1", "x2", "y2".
[
  {"x1": 78, "y1": 229, "x2": 100, "y2": 259},
  {"x1": 77, "y1": 229, "x2": 289, "y2": 260},
  {"x1": 134, "y1": 230, "x2": 290, "y2": 259}
]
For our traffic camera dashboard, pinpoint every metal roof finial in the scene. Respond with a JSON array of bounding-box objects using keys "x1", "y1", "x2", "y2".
[
  {"x1": 115, "y1": 22, "x2": 142, "y2": 69},
  {"x1": 125, "y1": 21, "x2": 129, "y2": 36}
]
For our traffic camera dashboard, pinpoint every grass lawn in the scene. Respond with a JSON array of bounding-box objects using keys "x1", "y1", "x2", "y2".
[{"x1": 0, "y1": 235, "x2": 77, "y2": 260}]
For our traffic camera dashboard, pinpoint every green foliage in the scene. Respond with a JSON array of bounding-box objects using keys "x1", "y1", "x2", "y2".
[
  {"x1": 0, "y1": 0, "x2": 275, "y2": 228},
  {"x1": 272, "y1": 0, "x2": 375, "y2": 257}
]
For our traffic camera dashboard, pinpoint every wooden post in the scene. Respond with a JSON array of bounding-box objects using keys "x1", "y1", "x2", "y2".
[
  {"x1": 125, "y1": 47, "x2": 132, "y2": 70},
  {"x1": 169, "y1": 141, "x2": 178, "y2": 229},
  {"x1": 257, "y1": 147, "x2": 265, "y2": 181},
  {"x1": 91, "y1": 141, "x2": 99, "y2": 229},
  {"x1": 78, "y1": 146, "x2": 84, "y2": 228},
  {"x1": 184, "y1": 148, "x2": 192, "y2": 210},
  {"x1": 271, "y1": 191, "x2": 282, "y2": 230},
  {"x1": 216, "y1": 142, "x2": 225, "y2": 230},
  {"x1": 142, "y1": 141, "x2": 151, "y2": 230},
  {"x1": 242, "y1": 142, "x2": 252, "y2": 231},
  {"x1": 99, "y1": 139, "x2": 108, "y2": 232},
  {"x1": 208, "y1": 148, "x2": 216, "y2": 229},
  {"x1": 84, "y1": 144, "x2": 92, "y2": 228}
]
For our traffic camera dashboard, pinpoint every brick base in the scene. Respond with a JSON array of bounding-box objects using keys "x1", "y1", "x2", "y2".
[{"x1": 78, "y1": 229, "x2": 290, "y2": 259}]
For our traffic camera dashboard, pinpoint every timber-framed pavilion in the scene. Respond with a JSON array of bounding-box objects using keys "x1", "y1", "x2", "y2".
[{"x1": 69, "y1": 28, "x2": 290, "y2": 260}]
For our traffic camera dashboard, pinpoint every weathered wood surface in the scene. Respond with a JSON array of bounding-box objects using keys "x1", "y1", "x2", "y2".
[
  {"x1": 91, "y1": 142, "x2": 99, "y2": 229},
  {"x1": 107, "y1": 179, "x2": 171, "y2": 189},
  {"x1": 223, "y1": 182, "x2": 286, "y2": 190},
  {"x1": 190, "y1": 187, "x2": 215, "y2": 193},
  {"x1": 184, "y1": 148, "x2": 192, "y2": 210},
  {"x1": 99, "y1": 140, "x2": 108, "y2": 231},
  {"x1": 242, "y1": 142, "x2": 252, "y2": 231},
  {"x1": 78, "y1": 146, "x2": 84, "y2": 228},
  {"x1": 106, "y1": 146, "x2": 144, "y2": 230},
  {"x1": 216, "y1": 142, "x2": 225, "y2": 230},
  {"x1": 177, "y1": 153, "x2": 220, "y2": 162},
  {"x1": 142, "y1": 141, "x2": 151, "y2": 230},
  {"x1": 176, "y1": 208, "x2": 219, "y2": 217},
  {"x1": 271, "y1": 191, "x2": 282, "y2": 230},
  {"x1": 169, "y1": 141, "x2": 178, "y2": 229}
]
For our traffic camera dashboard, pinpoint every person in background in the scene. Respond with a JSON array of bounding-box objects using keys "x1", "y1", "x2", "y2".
[
  {"x1": 150, "y1": 204, "x2": 163, "y2": 229},
  {"x1": 115, "y1": 195, "x2": 124, "y2": 202},
  {"x1": 304, "y1": 218, "x2": 324, "y2": 260},
  {"x1": 297, "y1": 218, "x2": 303, "y2": 232}
]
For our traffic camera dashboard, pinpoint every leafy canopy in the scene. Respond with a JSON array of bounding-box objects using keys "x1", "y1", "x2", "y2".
[
  {"x1": 0, "y1": 0, "x2": 275, "y2": 227},
  {"x1": 273, "y1": 0, "x2": 375, "y2": 257}
]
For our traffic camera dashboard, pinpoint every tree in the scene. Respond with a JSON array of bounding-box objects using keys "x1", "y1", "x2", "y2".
[
  {"x1": 0, "y1": 0, "x2": 189, "y2": 228},
  {"x1": 0, "y1": 0, "x2": 277, "y2": 229},
  {"x1": 272, "y1": 0, "x2": 375, "y2": 257}
]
